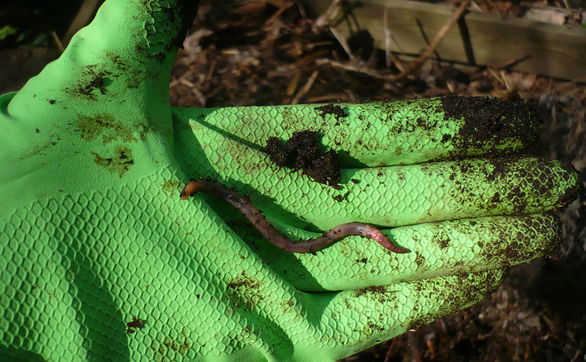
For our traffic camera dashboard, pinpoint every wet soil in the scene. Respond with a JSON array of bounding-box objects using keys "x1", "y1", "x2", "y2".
[
  {"x1": 264, "y1": 130, "x2": 341, "y2": 186},
  {"x1": 442, "y1": 96, "x2": 538, "y2": 155}
]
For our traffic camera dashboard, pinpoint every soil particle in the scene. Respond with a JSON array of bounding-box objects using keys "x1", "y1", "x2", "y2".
[
  {"x1": 332, "y1": 190, "x2": 351, "y2": 202},
  {"x1": 226, "y1": 272, "x2": 264, "y2": 310},
  {"x1": 485, "y1": 157, "x2": 513, "y2": 182},
  {"x1": 227, "y1": 276, "x2": 259, "y2": 289},
  {"x1": 502, "y1": 240, "x2": 524, "y2": 260},
  {"x1": 161, "y1": 180, "x2": 182, "y2": 195},
  {"x1": 264, "y1": 130, "x2": 341, "y2": 185},
  {"x1": 70, "y1": 66, "x2": 111, "y2": 100},
  {"x1": 91, "y1": 146, "x2": 134, "y2": 177},
  {"x1": 76, "y1": 113, "x2": 144, "y2": 144},
  {"x1": 315, "y1": 104, "x2": 348, "y2": 121},
  {"x1": 79, "y1": 74, "x2": 107, "y2": 98},
  {"x1": 414, "y1": 253, "x2": 426, "y2": 267},
  {"x1": 126, "y1": 316, "x2": 146, "y2": 334},
  {"x1": 438, "y1": 238, "x2": 450, "y2": 249},
  {"x1": 442, "y1": 96, "x2": 537, "y2": 155},
  {"x1": 508, "y1": 185, "x2": 528, "y2": 213},
  {"x1": 355, "y1": 285, "x2": 387, "y2": 298},
  {"x1": 491, "y1": 193, "x2": 501, "y2": 203}
]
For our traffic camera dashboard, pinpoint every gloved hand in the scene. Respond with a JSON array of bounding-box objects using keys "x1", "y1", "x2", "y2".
[{"x1": 0, "y1": 0, "x2": 579, "y2": 361}]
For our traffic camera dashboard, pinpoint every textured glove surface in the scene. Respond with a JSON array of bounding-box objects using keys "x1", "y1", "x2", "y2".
[{"x1": 0, "y1": 0, "x2": 580, "y2": 361}]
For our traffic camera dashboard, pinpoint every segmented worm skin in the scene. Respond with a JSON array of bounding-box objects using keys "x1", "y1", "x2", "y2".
[{"x1": 180, "y1": 179, "x2": 410, "y2": 254}]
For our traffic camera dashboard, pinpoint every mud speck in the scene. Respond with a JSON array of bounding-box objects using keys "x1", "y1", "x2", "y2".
[
  {"x1": 226, "y1": 272, "x2": 264, "y2": 310},
  {"x1": 227, "y1": 275, "x2": 260, "y2": 289},
  {"x1": 76, "y1": 113, "x2": 145, "y2": 144},
  {"x1": 78, "y1": 73, "x2": 109, "y2": 99},
  {"x1": 162, "y1": 180, "x2": 182, "y2": 195},
  {"x1": 332, "y1": 190, "x2": 351, "y2": 202},
  {"x1": 92, "y1": 146, "x2": 134, "y2": 177},
  {"x1": 264, "y1": 130, "x2": 341, "y2": 185},
  {"x1": 126, "y1": 316, "x2": 146, "y2": 334},
  {"x1": 438, "y1": 238, "x2": 450, "y2": 249},
  {"x1": 491, "y1": 192, "x2": 501, "y2": 203},
  {"x1": 315, "y1": 104, "x2": 348, "y2": 121},
  {"x1": 355, "y1": 285, "x2": 387, "y2": 298}
]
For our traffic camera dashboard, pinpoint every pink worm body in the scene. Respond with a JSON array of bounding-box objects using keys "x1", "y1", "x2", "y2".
[{"x1": 180, "y1": 179, "x2": 409, "y2": 254}]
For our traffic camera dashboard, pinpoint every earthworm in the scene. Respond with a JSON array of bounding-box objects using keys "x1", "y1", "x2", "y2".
[{"x1": 180, "y1": 179, "x2": 409, "y2": 254}]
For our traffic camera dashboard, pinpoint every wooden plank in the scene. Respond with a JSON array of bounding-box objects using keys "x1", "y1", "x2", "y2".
[{"x1": 305, "y1": 0, "x2": 586, "y2": 81}]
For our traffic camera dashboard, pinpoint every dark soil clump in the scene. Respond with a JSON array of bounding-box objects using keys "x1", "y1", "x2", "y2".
[
  {"x1": 315, "y1": 104, "x2": 348, "y2": 121},
  {"x1": 442, "y1": 96, "x2": 538, "y2": 154},
  {"x1": 126, "y1": 316, "x2": 146, "y2": 334},
  {"x1": 264, "y1": 130, "x2": 341, "y2": 186}
]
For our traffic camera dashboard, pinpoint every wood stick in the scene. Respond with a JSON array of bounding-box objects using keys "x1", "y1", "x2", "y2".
[
  {"x1": 396, "y1": 0, "x2": 471, "y2": 79},
  {"x1": 291, "y1": 70, "x2": 319, "y2": 104},
  {"x1": 317, "y1": 0, "x2": 471, "y2": 82}
]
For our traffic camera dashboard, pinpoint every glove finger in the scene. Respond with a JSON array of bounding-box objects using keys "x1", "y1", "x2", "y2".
[
  {"x1": 176, "y1": 120, "x2": 578, "y2": 229},
  {"x1": 231, "y1": 214, "x2": 556, "y2": 291},
  {"x1": 173, "y1": 96, "x2": 536, "y2": 168},
  {"x1": 298, "y1": 269, "x2": 505, "y2": 361},
  {"x1": 294, "y1": 156, "x2": 578, "y2": 229}
]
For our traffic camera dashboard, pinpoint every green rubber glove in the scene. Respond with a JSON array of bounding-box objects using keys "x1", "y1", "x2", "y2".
[{"x1": 0, "y1": 0, "x2": 579, "y2": 361}]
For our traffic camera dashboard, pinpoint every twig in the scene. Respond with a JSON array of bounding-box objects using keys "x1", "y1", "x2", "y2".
[
  {"x1": 317, "y1": 0, "x2": 471, "y2": 82},
  {"x1": 50, "y1": 31, "x2": 64, "y2": 53},
  {"x1": 179, "y1": 79, "x2": 206, "y2": 106},
  {"x1": 316, "y1": 58, "x2": 395, "y2": 81},
  {"x1": 397, "y1": 0, "x2": 471, "y2": 79},
  {"x1": 291, "y1": 70, "x2": 319, "y2": 104},
  {"x1": 205, "y1": 60, "x2": 217, "y2": 81},
  {"x1": 415, "y1": 18, "x2": 441, "y2": 61},
  {"x1": 314, "y1": 0, "x2": 342, "y2": 29},
  {"x1": 286, "y1": 71, "x2": 302, "y2": 96},
  {"x1": 487, "y1": 68, "x2": 506, "y2": 86},
  {"x1": 329, "y1": 26, "x2": 354, "y2": 60},
  {"x1": 500, "y1": 70, "x2": 512, "y2": 90},
  {"x1": 305, "y1": 94, "x2": 349, "y2": 103},
  {"x1": 294, "y1": 49, "x2": 330, "y2": 68},
  {"x1": 383, "y1": 7, "x2": 392, "y2": 68},
  {"x1": 490, "y1": 55, "x2": 530, "y2": 70},
  {"x1": 265, "y1": 1, "x2": 294, "y2": 26},
  {"x1": 62, "y1": 0, "x2": 101, "y2": 46},
  {"x1": 179, "y1": 78, "x2": 195, "y2": 87},
  {"x1": 383, "y1": 339, "x2": 398, "y2": 362}
]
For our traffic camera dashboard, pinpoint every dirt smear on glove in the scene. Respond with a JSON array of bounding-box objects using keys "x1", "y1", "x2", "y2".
[
  {"x1": 264, "y1": 130, "x2": 341, "y2": 186},
  {"x1": 442, "y1": 96, "x2": 538, "y2": 155}
]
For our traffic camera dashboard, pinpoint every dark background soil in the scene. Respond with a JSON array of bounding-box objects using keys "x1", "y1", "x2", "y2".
[{"x1": 2, "y1": 0, "x2": 585, "y2": 361}]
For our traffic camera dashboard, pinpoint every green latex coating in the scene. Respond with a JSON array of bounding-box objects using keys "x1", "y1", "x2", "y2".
[{"x1": 0, "y1": 0, "x2": 580, "y2": 361}]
